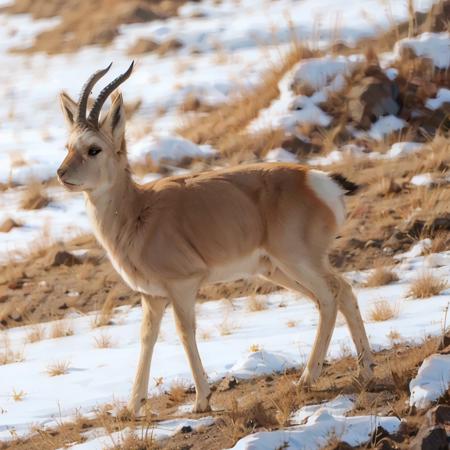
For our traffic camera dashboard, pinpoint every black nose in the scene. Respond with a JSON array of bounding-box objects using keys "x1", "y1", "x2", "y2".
[{"x1": 57, "y1": 167, "x2": 66, "y2": 178}]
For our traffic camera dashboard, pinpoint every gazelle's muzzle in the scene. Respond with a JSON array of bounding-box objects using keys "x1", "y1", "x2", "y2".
[{"x1": 57, "y1": 150, "x2": 83, "y2": 189}]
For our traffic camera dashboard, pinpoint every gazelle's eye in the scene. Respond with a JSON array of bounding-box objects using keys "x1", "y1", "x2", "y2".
[{"x1": 88, "y1": 146, "x2": 102, "y2": 157}]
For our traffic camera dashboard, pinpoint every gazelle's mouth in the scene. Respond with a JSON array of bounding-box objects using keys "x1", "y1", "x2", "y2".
[{"x1": 59, "y1": 179, "x2": 80, "y2": 188}]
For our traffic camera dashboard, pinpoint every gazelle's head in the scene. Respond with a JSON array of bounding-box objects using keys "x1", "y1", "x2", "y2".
[{"x1": 57, "y1": 62, "x2": 134, "y2": 192}]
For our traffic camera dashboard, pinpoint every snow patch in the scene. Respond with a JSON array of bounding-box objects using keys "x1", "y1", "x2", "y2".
[
  {"x1": 291, "y1": 55, "x2": 361, "y2": 93},
  {"x1": 394, "y1": 239, "x2": 432, "y2": 260},
  {"x1": 385, "y1": 142, "x2": 423, "y2": 158},
  {"x1": 228, "y1": 406, "x2": 400, "y2": 450},
  {"x1": 264, "y1": 148, "x2": 298, "y2": 163},
  {"x1": 129, "y1": 136, "x2": 216, "y2": 165},
  {"x1": 410, "y1": 354, "x2": 450, "y2": 409},
  {"x1": 291, "y1": 395, "x2": 354, "y2": 425},
  {"x1": 368, "y1": 115, "x2": 406, "y2": 140},
  {"x1": 228, "y1": 350, "x2": 298, "y2": 379},
  {"x1": 394, "y1": 32, "x2": 450, "y2": 69},
  {"x1": 410, "y1": 173, "x2": 434, "y2": 187},
  {"x1": 426, "y1": 88, "x2": 450, "y2": 110}
]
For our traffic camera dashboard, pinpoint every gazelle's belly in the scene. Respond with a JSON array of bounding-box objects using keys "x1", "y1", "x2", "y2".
[
  {"x1": 206, "y1": 249, "x2": 271, "y2": 284},
  {"x1": 111, "y1": 258, "x2": 167, "y2": 297}
]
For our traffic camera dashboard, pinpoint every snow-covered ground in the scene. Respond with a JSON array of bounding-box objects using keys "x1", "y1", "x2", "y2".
[
  {"x1": 1, "y1": 1, "x2": 450, "y2": 447},
  {"x1": 0, "y1": 250, "x2": 449, "y2": 444},
  {"x1": 0, "y1": 0, "x2": 443, "y2": 260}
]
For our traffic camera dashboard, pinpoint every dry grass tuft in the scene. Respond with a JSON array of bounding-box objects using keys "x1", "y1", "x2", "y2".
[
  {"x1": 199, "y1": 329, "x2": 212, "y2": 341},
  {"x1": 219, "y1": 317, "x2": 234, "y2": 336},
  {"x1": 271, "y1": 376, "x2": 304, "y2": 427},
  {"x1": 92, "y1": 288, "x2": 118, "y2": 328},
  {"x1": 20, "y1": 182, "x2": 50, "y2": 210},
  {"x1": 247, "y1": 296, "x2": 268, "y2": 312},
  {"x1": 93, "y1": 332, "x2": 114, "y2": 348},
  {"x1": 387, "y1": 329, "x2": 403, "y2": 344},
  {"x1": 249, "y1": 344, "x2": 262, "y2": 353},
  {"x1": 368, "y1": 300, "x2": 399, "y2": 322},
  {"x1": 167, "y1": 380, "x2": 188, "y2": 405},
  {"x1": 25, "y1": 325, "x2": 46, "y2": 343},
  {"x1": 11, "y1": 388, "x2": 26, "y2": 402},
  {"x1": 364, "y1": 267, "x2": 399, "y2": 287},
  {"x1": 407, "y1": 273, "x2": 448, "y2": 299},
  {"x1": 0, "y1": 333, "x2": 24, "y2": 365},
  {"x1": 219, "y1": 397, "x2": 278, "y2": 444},
  {"x1": 111, "y1": 432, "x2": 158, "y2": 450},
  {"x1": 46, "y1": 360, "x2": 71, "y2": 377},
  {"x1": 50, "y1": 320, "x2": 74, "y2": 339},
  {"x1": 426, "y1": 232, "x2": 450, "y2": 254}
]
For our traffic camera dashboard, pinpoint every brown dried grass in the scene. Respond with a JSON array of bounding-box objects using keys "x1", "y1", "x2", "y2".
[
  {"x1": 178, "y1": 43, "x2": 314, "y2": 157},
  {"x1": 46, "y1": 360, "x2": 71, "y2": 376},
  {"x1": 407, "y1": 272, "x2": 448, "y2": 299},
  {"x1": 25, "y1": 325, "x2": 46, "y2": 343},
  {"x1": 20, "y1": 182, "x2": 50, "y2": 210},
  {"x1": 364, "y1": 267, "x2": 399, "y2": 287},
  {"x1": 368, "y1": 300, "x2": 399, "y2": 322},
  {"x1": 50, "y1": 320, "x2": 74, "y2": 339}
]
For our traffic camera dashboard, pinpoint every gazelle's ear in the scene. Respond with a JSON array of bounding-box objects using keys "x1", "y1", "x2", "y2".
[
  {"x1": 59, "y1": 92, "x2": 77, "y2": 127},
  {"x1": 100, "y1": 91, "x2": 126, "y2": 145}
]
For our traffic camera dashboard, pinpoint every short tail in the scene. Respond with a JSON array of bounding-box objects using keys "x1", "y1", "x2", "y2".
[{"x1": 330, "y1": 173, "x2": 359, "y2": 196}]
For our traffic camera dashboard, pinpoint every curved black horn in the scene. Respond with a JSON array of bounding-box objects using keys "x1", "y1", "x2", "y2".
[
  {"x1": 88, "y1": 61, "x2": 134, "y2": 127},
  {"x1": 76, "y1": 63, "x2": 112, "y2": 124}
]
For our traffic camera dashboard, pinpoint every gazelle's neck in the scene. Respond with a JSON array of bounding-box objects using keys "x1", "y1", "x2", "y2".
[{"x1": 84, "y1": 159, "x2": 139, "y2": 247}]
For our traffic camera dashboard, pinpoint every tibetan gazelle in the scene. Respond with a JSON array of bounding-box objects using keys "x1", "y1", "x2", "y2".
[{"x1": 57, "y1": 63, "x2": 374, "y2": 415}]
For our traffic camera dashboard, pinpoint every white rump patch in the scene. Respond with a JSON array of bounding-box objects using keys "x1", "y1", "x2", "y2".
[{"x1": 306, "y1": 170, "x2": 346, "y2": 227}]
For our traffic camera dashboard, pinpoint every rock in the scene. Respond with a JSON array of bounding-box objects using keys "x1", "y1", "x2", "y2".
[
  {"x1": 384, "y1": 235, "x2": 402, "y2": 250},
  {"x1": 431, "y1": 214, "x2": 450, "y2": 232},
  {"x1": 52, "y1": 250, "x2": 81, "y2": 267},
  {"x1": 217, "y1": 376, "x2": 238, "y2": 392},
  {"x1": 410, "y1": 426, "x2": 448, "y2": 450},
  {"x1": 348, "y1": 238, "x2": 365, "y2": 249},
  {"x1": 329, "y1": 442, "x2": 353, "y2": 450},
  {"x1": 375, "y1": 437, "x2": 399, "y2": 450},
  {"x1": 438, "y1": 332, "x2": 450, "y2": 351},
  {"x1": 0, "y1": 218, "x2": 20, "y2": 233},
  {"x1": 407, "y1": 219, "x2": 426, "y2": 237},
  {"x1": 426, "y1": 405, "x2": 450, "y2": 426},
  {"x1": 0, "y1": 294, "x2": 8, "y2": 303},
  {"x1": 128, "y1": 38, "x2": 159, "y2": 54},
  {"x1": 371, "y1": 426, "x2": 393, "y2": 446},
  {"x1": 156, "y1": 38, "x2": 183, "y2": 56},
  {"x1": 348, "y1": 72, "x2": 399, "y2": 129},
  {"x1": 364, "y1": 239, "x2": 384, "y2": 249},
  {"x1": 281, "y1": 136, "x2": 320, "y2": 155},
  {"x1": 180, "y1": 425, "x2": 193, "y2": 433},
  {"x1": 8, "y1": 279, "x2": 24, "y2": 290}
]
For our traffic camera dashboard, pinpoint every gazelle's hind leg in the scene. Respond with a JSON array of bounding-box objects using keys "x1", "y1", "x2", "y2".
[
  {"x1": 265, "y1": 262, "x2": 338, "y2": 385},
  {"x1": 263, "y1": 266, "x2": 374, "y2": 384},
  {"x1": 328, "y1": 271, "x2": 375, "y2": 382}
]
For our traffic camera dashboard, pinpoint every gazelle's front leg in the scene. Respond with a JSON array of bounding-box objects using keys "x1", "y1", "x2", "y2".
[
  {"x1": 168, "y1": 280, "x2": 211, "y2": 412},
  {"x1": 128, "y1": 295, "x2": 168, "y2": 415}
]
